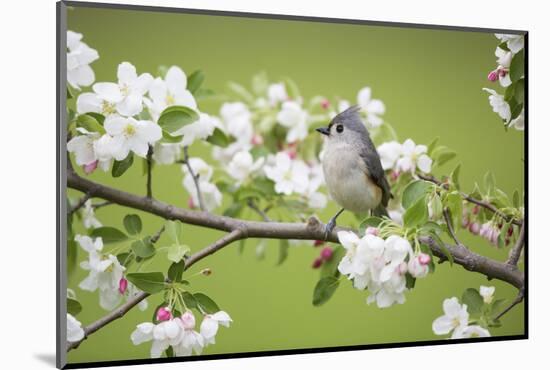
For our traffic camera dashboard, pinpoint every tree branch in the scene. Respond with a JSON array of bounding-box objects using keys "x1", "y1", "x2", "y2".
[
  {"x1": 507, "y1": 222, "x2": 526, "y2": 266},
  {"x1": 495, "y1": 288, "x2": 524, "y2": 320},
  {"x1": 66, "y1": 228, "x2": 245, "y2": 352},
  {"x1": 68, "y1": 171, "x2": 524, "y2": 289},
  {"x1": 181, "y1": 146, "x2": 206, "y2": 211},
  {"x1": 418, "y1": 174, "x2": 522, "y2": 226}
]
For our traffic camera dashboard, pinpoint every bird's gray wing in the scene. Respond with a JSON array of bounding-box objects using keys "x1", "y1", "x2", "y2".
[{"x1": 359, "y1": 145, "x2": 392, "y2": 208}]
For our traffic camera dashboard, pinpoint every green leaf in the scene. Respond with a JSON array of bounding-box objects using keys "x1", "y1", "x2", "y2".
[
  {"x1": 509, "y1": 51, "x2": 525, "y2": 82},
  {"x1": 206, "y1": 127, "x2": 233, "y2": 147},
  {"x1": 277, "y1": 239, "x2": 289, "y2": 265},
  {"x1": 167, "y1": 261, "x2": 185, "y2": 282},
  {"x1": 405, "y1": 273, "x2": 416, "y2": 289},
  {"x1": 161, "y1": 130, "x2": 184, "y2": 143},
  {"x1": 126, "y1": 272, "x2": 166, "y2": 294},
  {"x1": 312, "y1": 276, "x2": 340, "y2": 306},
  {"x1": 181, "y1": 291, "x2": 197, "y2": 309},
  {"x1": 462, "y1": 288, "x2": 484, "y2": 315},
  {"x1": 131, "y1": 238, "x2": 156, "y2": 258},
  {"x1": 445, "y1": 192, "x2": 463, "y2": 232},
  {"x1": 167, "y1": 244, "x2": 190, "y2": 263},
  {"x1": 90, "y1": 227, "x2": 128, "y2": 244},
  {"x1": 251, "y1": 71, "x2": 269, "y2": 95},
  {"x1": 87, "y1": 112, "x2": 106, "y2": 125},
  {"x1": 223, "y1": 203, "x2": 244, "y2": 217},
  {"x1": 451, "y1": 163, "x2": 461, "y2": 190},
  {"x1": 157, "y1": 106, "x2": 199, "y2": 135},
  {"x1": 76, "y1": 114, "x2": 105, "y2": 134},
  {"x1": 123, "y1": 214, "x2": 142, "y2": 235},
  {"x1": 513, "y1": 190, "x2": 520, "y2": 208},
  {"x1": 359, "y1": 216, "x2": 383, "y2": 234},
  {"x1": 484, "y1": 172, "x2": 496, "y2": 195},
  {"x1": 165, "y1": 220, "x2": 184, "y2": 245},
  {"x1": 320, "y1": 246, "x2": 345, "y2": 278},
  {"x1": 490, "y1": 298, "x2": 507, "y2": 316},
  {"x1": 403, "y1": 195, "x2": 428, "y2": 228},
  {"x1": 427, "y1": 231, "x2": 453, "y2": 265},
  {"x1": 227, "y1": 81, "x2": 254, "y2": 103},
  {"x1": 193, "y1": 293, "x2": 220, "y2": 314},
  {"x1": 427, "y1": 137, "x2": 439, "y2": 156},
  {"x1": 112, "y1": 153, "x2": 134, "y2": 177},
  {"x1": 194, "y1": 88, "x2": 215, "y2": 100},
  {"x1": 67, "y1": 298, "x2": 82, "y2": 316},
  {"x1": 283, "y1": 77, "x2": 301, "y2": 99},
  {"x1": 187, "y1": 70, "x2": 205, "y2": 93},
  {"x1": 117, "y1": 252, "x2": 134, "y2": 267},
  {"x1": 437, "y1": 151, "x2": 457, "y2": 167},
  {"x1": 430, "y1": 194, "x2": 443, "y2": 221},
  {"x1": 402, "y1": 180, "x2": 433, "y2": 209},
  {"x1": 514, "y1": 78, "x2": 525, "y2": 104}
]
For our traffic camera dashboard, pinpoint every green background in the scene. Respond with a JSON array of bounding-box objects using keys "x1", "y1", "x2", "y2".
[{"x1": 66, "y1": 5, "x2": 525, "y2": 365}]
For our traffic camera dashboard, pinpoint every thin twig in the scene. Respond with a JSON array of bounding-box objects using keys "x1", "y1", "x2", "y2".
[
  {"x1": 150, "y1": 225, "x2": 166, "y2": 244},
  {"x1": 182, "y1": 146, "x2": 206, "y2": 211},
  {"x1": 418, "y1": 174, "x2": 522, "y2": 226},
  {"x1": 495, "y1": 288, "x2": 524, "y2": 320},
  {"x1": 443, "y1": 208, "x2": 462, "y2": 247},
  {"x1": 507, "y1": 222, "x2": 526, "y2": 266},
  {"x1": 247, "y1": 200, "x2": 271, "y2": 221},
  {"x1": 146, "y1": 145, "x2": 153, "y2": 198},
  {"x1": 92, "y1": 201, "x2": 113, "y2": 210},
  {"x1": 66, "y1": 228, "x2": 245, "y2": 352},
  {"x1": 68, "y1": 192, "x2": 92, "y2": 216}
]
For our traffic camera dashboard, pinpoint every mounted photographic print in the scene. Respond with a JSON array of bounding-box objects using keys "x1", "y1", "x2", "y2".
[{"x1": 57, "y1": 1, "x2": 527, "y2": 368}]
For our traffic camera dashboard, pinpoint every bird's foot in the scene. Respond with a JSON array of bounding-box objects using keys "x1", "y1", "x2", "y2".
[{"x1": 324, "y1": 218, "x2": 337, "y2": 240}]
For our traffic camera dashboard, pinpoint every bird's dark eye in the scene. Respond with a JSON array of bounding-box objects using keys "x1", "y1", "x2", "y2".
[{"x1": 336, "y1": 124, "x2": 344, "y2": 133}]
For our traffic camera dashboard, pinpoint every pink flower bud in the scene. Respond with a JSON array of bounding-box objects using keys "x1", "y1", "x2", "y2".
[
  {"x1": 312, "y1": 257, "x2": 323, "y2": 269},
  {"x1": 365, "y1": 227, "x2": 379, "y2": 236},
  {"x1": 313, "y1": 240, "x2": 324, "y2": 247},
  {"x1": 390, "y1": 170, "x2": 400, "y2": 181},
  {"x1": 251, "y1": 134, "x2": 264, "y2": 146},
  {"x1": 156, "y1": 307, "x2": 172, "y2": 322},
  {"x1": 469, "y1": 222, "x2": 481, "y2": 235},
  {"x1": 83, "y1": 160, "x2": 98, "y2": 175},
  {"x1": 498, "y1": 68, "x2": 508, "y2": 78},
  {"x1": 187, "y1": 197, "x2": 195, "y2": 209},
  {"x1": 118, "y1": 278, "x2": 128, "y2": 295},
  {"x1": 320, "y1": 99, "x2": 330, "y2": 110},
  {"x1": 472, "y1": 205, "x2": 480, "y2": 215},
  {"x1": 180, "y1": 311, "x2": 195, "y2": 330},
  {"x1": 287, "y1": 148, "x2": 297, "y2": 160},
  {"x1": 507, "y1": 226, "x2": 514, "y2": 237},
  {"x1": 487, "y1": 70, "x2": 499, "y2": 82},
  {"x1": 418, "y1": 253, "x2": 431, "y2": 266},
  {"x1": 320, "y1": 247, "x2": 333, "y2": 261},
  {"x1": 462, "y1": 217, "x2": 470, "y2": 228}
]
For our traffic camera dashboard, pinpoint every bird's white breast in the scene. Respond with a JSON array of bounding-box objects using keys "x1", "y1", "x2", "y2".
[{"x1": 322, "y1": 142, "x2": 382, "y2": 215}]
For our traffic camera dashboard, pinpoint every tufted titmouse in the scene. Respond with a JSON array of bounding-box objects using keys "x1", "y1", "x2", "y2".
[{"x1": 316, "y1": 105, "x2": 392, "y2": 238}]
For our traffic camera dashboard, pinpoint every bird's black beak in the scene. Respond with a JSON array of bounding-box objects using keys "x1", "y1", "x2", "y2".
[{"x1": 316, "y1": 127, "x2": 330, "y2": 136}]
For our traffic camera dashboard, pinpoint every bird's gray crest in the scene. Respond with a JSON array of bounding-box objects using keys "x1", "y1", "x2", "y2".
[{"x1": 330, "y1": 105, "x2": 368, "y2": 134}]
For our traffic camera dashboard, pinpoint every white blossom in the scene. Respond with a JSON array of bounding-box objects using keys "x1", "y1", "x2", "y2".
[
  {"x1": 377, "y1": 141, "x2": 402, "y2": 170},
  {"x1": 104, "y1": 115, "x2": 162, "y2": 160},
  {"x1": 219, "y1": 102, "x2": 253, "y2": 142},
  {"x1": 67, "y1": 314, "x2": 85, "y2": 342},
  {"x1": 92, "y1": 62, "x2": 153, "y2": 117},
  {"x1": 173, "y1": 113, "x2": 217, "y2": 147},
  {"x1": 182, "y1": 158, "x2": 222, "y2": 211},
  {"x1": 200, "y1": 311, "x2": 233, "y2": 346},
  {"x1": 276, "y1": 101, "x2": 309, "y2": 143},
  {"x1": 452, "y1": 325, "x2": 491, "y2": 339},
  {"x1": 67, "y1": 30, "x2": 99, "y2": 89},
  {"x1": 81, "y1": 199, "x2": 101, "y2": 229},
  {"x1": 67, "y1": 129, "x2": 101, "y2": 166},
  {"x1": 495, "y1": 34, "x2": 524, "y2": 54},
  {"x1": 75, "y1": 235, "x2": 125, "y2": 310},
  {"x1": 173, "y1": 312, "x2": 204, "y2": 356},
  {"x1": 264, "y1": 152, "x2": 309, "y2": 195},
  {"x1": 509, "y1": 108, "x2": 524, "y2": 131},
  {"x1": 304, "y1": 164, "x2": 327, "y2": 209},
  {"x1": 267, "y1": 83, "x2": 288, "y2": 106},
  {"x1": 396, "y1": 139, "x2": 433, "y2": 173},
  {"x1": 432, "y1": 297, "x2": 469, "y2": 337},
  {"x1": 494, "y1": 47, "x2": 513, "y2": 87},
  {"x1": 479, "y1": 285, "x2": 495, "y2": 304},
  {"x1": 153, "y1": 143, "x2": 181, "y2": 165},
  {"x1": 357, "y1": 87, "x2": 385, "y2": 128},
  {"x1": 146, "y1": 66, "x2": 197, "y2": 121},
  {"x1": 483, "y1": 88, "x2": 511, "y2": 122},
  {"x1": 226, "y1": 150, "x2": 264, "y2": 184}
]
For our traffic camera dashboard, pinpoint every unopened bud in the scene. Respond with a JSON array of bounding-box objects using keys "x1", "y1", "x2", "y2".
[
  {"x1": 83, "y1": 160, "x2": 98, "y2": 175},
  {"x1": 469, "y1": 222, "x2": 481, "y2": 235},
  {"x1": 251, "y1": 134, "x2": 264, "y2": 146},
  {"x1": 365, "y1": 227, "x2": 379, "y2": 236},
  {"x1": 187, "y1": 197, "x2": 196, "y2": 209},
  {"x1": 320, "y1": 247, "x2": 333, "y2": 261},
  {"x1": 487, "y1": 70, "x2": 498, "y2": 82},
  {"x1": 156, "y1": 307, "x2": 172, "y2": 322},
  {"x1": 313, "y1": 240, "x2": 324, "y2": 247},
  {"x1": 118, "y1": 278, "x2": 128, "y2": 295},
  {"x1": 180, "y1": 311, "x2": 195, "y2": 330},
  {"x1": 312, "y1": 257, "x2": 323, "y2": 269},
  {"x1": 320, "y1": 99, "x2": 330, "y2": 110},
  {"x1": 418, "y1": 253, "x2": 431, "y2": 266},
  {"x1": 472, "y1": 205, "x2": 480, "y2": 215},
  {"x1": 201, "y1": 268, "x2": 212, "y2": 276}
]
